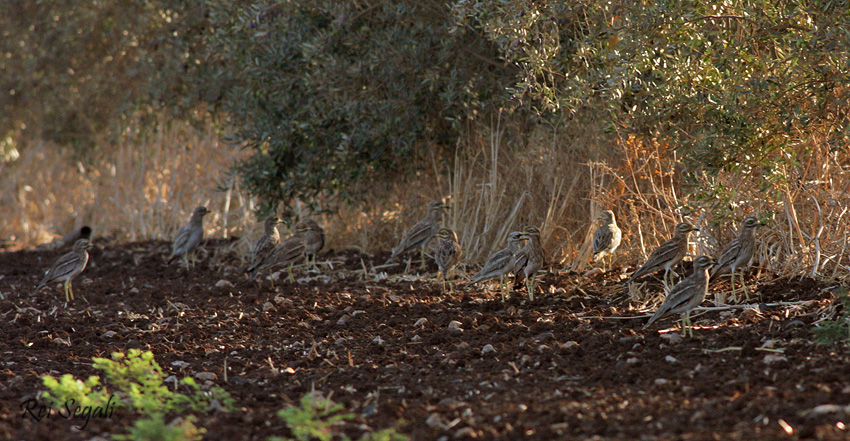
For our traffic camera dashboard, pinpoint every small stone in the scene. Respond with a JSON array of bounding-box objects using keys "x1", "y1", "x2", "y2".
[
  {"x1": 660, "y1": 333, "x2": 683, "y2": 344},
  {"x1": 262, "y1": 302, "x2": 274, "y2": 312},
  {"x1": 334, "y1": 338, "x2": 346, "y2": 345},
  {"x1": 481, "y1": 344, "x2": 496, "y2": 355},
  {"x1": 195, "y1": 372, "x2": 217, "y2": 381},
  {"x1": 535, "y1": 332, "x2": 555, "y2": 342},
  {"x1": 665, "y1": 355, "x2": 678, "y2": 363},
  {"x1": 100, "y1": 330, "x2": 117, "y2": 339},
  {"x1": 215, "y1": 279, "x2": 234, "y2": 288},
  {"x1": 560, "y1": 341, "x2": 579, "y2": 350},
  {"x1": 171, "y1": 361, "x2": 191, "y2": 368},
  {"x1": 626, "y1": 357, "x2": 639, "y2": 365},
  {"x1": 414, "y1": 318, "x2": 428, "y2": 327},
  {"x1": 654, "y1": 378, "x2": 668, "y2": 386},
  {"x1": 372, "y1": 336, "x2": 385, "y2": 346},
  {"x1": 52, "y1": 338, "x2": 71, "y2": 347},
  {"x1": 447, "y1": 320, "x2": 463, "y2": 332},
  {"x1": 763, "y1": 354, "x2": 788, "y2": 364},
  {"x1": 128, "y1": 287, "x2": 140, "y2": 295},
  {"x1": 337, "y1": 315, "x2": 350, "y2": 325},
  {"x1": 411, "y1": 335, "x2": 422, "y2": 342}
]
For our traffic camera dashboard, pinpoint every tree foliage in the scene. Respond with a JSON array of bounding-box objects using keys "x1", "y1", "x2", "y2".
[
  {"x1": 202, "y1": 0, "x2": 512, "y2": 214},
  {"x1": 452, "y1": 0, "x2": 850, "y2": 178}
]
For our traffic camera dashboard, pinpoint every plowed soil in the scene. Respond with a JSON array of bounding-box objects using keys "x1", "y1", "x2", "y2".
[{"x1": 1, "y1": 239, "x2": 848, "y2": 440}]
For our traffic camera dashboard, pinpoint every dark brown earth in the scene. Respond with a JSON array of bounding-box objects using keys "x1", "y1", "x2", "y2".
[{"x1": 1, "y1": 239, "x2": 848, "y2": 440}]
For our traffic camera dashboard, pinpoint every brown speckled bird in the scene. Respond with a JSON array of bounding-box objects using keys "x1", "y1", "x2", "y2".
[
  {"x1": 592, "y1": 210, "x2": 622, "y2": 271},
  {"x1": 628, "y1": 222, "x2": 698, "y2": 289},
  {"x1": 248, "y1": 215, "x2": 282, "y2": 274},
  {"x1": 710, "y1": 214, "x2": 765, "y2": 303},
  {"x1": 645, "y1": 255, "x2": 715, "y2": 337},
  {"x1": 469, "y1": 231, "x2": 525, "y2": 302},
  {"x1": 386, "y1": 200, "x2": 446, "y2": 268},
  {"x1": 512, "y1": 226, "x2": 544, "y2": 301},
  {"x1": 296, "y1": 219, "x2": 325, "y2": 269},
  {"x1": 434, "y1": 228, "x2": 462, "y2": 293},
  {"x1": 169, "y1": 206, "x2": 210, "y2": 267},
  {"x1": 247, "y1": 222, "x2": 309, "y2": 284},
  {"x1": 36, "y1": 239, "x2": 93, "y2": 303}
]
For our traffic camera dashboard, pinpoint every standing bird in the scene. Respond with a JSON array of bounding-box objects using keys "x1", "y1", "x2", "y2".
[
  {"x1": 468, "y1": 231, "x2": 525, "y2": 302},
  {"x1": 386, "y1": 200, "x2": 446, "y2": 268},
  {"x1": 248, "y1": 216, "x2": 282, "y2": 274},
  {"x1": 296, "y1": 219, "x2": 325, "y2": 269},
  {"x1": 36, "y1": 239, "x2": 93, "y2": 303},
  {"x1": 710, "y1": 214, "x2": 765, "y2": 303},
  {"x1": 168, "y1": 206, "x2": 210, "y2": 267},
  {"x1": 592, "y1": 210, "x2": 622, "y2": 271},
  {"x1": 434, "y1": 228, "x2": 463, "y2": 293},
  {"x1": 627, "y1": 222, "x2": 698, "y2": 289},
  {"x1": 512, "y1": 226, "x2": 545, "y2": 301},
  {"x1": 645, "y1": 256, "x2": 716, "y2": 337},
  {"x1": 247, "y1": 222, "x2": 309, "y2": 284}
]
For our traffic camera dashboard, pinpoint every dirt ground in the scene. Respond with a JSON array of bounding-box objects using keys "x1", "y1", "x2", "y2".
[{"x1": 1, "y1": 238, "x2": 849, "y2": 440}]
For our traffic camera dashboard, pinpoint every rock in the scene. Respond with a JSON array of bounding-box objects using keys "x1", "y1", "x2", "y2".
[
  {"x1": 626, "y1": 357, "x2": 639, "y2": 365},
  {"x1": 447, "y1": 320, "x2": 463, "y2": 332},
  {"x1": 171, "y1": 360, "x2": 191, "y2": 368},
  {"x1": 128, "y1": 287, "x2": 140, "y2": 295},
  {"x1": 262, "y1": 302, "x2": 274, "y2": 312},
  {"x1": 481, "y1": 344, "x2": 496, "y2": 355},
  {"x1": 763, "y1": 353, "x2": 788, "y2": 364},
  {"x1": 100, "y1": 330, "x2": 117, "y2": 339},
  {"x1": 215, "y1": 279, "x2": 234, "y2": 288},
  {"x1": 372, "y1": 336, "x2": 385, "y2": 346},
  {"x1": 560, "y1": 341, "x2": 579, "y2": 350},
  {"x1": 665, "y1": 355, "x2": 678, "y2": 363},
  {"x1": 654, "y1": 378, "x2": 669, "y2": 386},
  {"x1": 195, "y1": 372, "x2": 217, "y2": 381},
  {"x1": 414, "y1": 318, "x2": 428, "y2": 327},
  {"x1": 660, "y1": 333, "x2": 683, "y2": 344},
  {"x1": 337, "y1": 315, "x2": 350, "y2": 325}
]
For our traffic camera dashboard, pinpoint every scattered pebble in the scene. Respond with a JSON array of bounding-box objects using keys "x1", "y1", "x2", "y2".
[
  {"x1": 337, "y1": 315, "x2": 350, "y2": 325},
  {"x1": 481, "y1": 344, "x2": 496, "y2": 355},
  {"x1": 372, "y1": 336, "x2": 386, "y2": 346},
  {"x1": 654, "y1": 378, "x2": 668, "y2": 386},
  {"x1": 410, "y1": 335, "x2": 422, "y2": 342},
  {"x1": 100, "y1": 330, "x2": 117, "y2": 339},
  {"x1": 195, "y1": 372, "x2": 217, "y2": 381},
  {"x1": 763, "y1": 354, "x2": 788, "y2": 364},
  {"x1": 172, "y1": 361, "x2": 191, "y2": 368},
  {"x1": 626, "y1": 357, "x2": 639, "y2": 365},
  {"x1": 665, "y1": 355, "x2": 678, "y2": 363},
  {"x1": 128, "y1": 287, "x2": 140, "y2": 295},
  {"x1": 262, "y1": 302, "x2": 274, "y2": 312},
  {"x1": 414, "y1": 318, "x2": 428, "y2": 327},
  {"x1": 215, "y1": 279, "x2": 234, "y2": 288},
  {"x1": 447, "y1": 320, "x2": 463, "y2": 332},
  {"x1": 660, "y1": 333, "x2": 683, "y2": 344},
  {"x1": 560, "y1": 341, "x2": 579, "y2": 350}
]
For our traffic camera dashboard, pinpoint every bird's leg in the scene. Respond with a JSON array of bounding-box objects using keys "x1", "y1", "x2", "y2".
[
  {"x1": 739, "y1": 272, "x2": 750, "y2": 301},
  {"x1": 288, "y1": 264, "x2": 295, "y2": 283},
  {"x1": 729, "y1": 270, "x2": 738, "y2": 303},
  {"x1": 499, "y1": 275, "x2": 506, "y2": 302},
  {"x1": 64, "y1": 280, "x2": 71, "y2": 303},
  {"x1": 662, "y1": 269, "x2": 671, "y2": 293},
  {"x1": 526, "y1": 276, "x2": 535, "y2": 301},
  {"x1": 419, "y1": 247, "x2": 427, "y2": 270}
]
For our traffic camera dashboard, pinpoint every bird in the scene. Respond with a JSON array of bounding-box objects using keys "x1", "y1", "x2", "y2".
[
  {"x1": 386, "y1": 200, "x2": 446, "y2": 268},
  {"x1": 296, "y1": 219, "x2": 325, "y2": 269},
  {"x1": 168, "y1": 206, "x2": 210, "y2": 267},
  {"x1": 709, "y1": 214, "x2": 766, "y2": 303},
  {"x1": 247, "y1": 222, "x2": 309, "y2": 284},
  {"x1": 434, "y1": 228, "x2": 462, "y2": 293},
  {"x1": 627, "y1": 222, "x2": 698, "y2": 289},
  {"x1": 511, "y1": 226, "x2": 545, "y2": 301},
  {"x1": 645, "y1": 255, "x2": 716, "y2": 337},
  {"x1": 36, "y1": 239, "x2": 93, "y2": 303},
  {"x1": 592, "y1": 210, "x2": 622, "y2": 271},
  {"x1": 468, "y1": 231, "x2": 525, "y2": 302},
  {"x1": 248, "y1": 215, "x2": 282, "y2": 274}
]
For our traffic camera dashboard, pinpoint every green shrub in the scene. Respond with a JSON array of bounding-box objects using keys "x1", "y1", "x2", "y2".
[
  {"x1": 813, "y1": 286, "x2": 850, "y2": 344},
  {"x1": 113, "y1": 415, "x2": 205, "y2": 441},
  {"x1": 270, "y1": 393, "x2": 407, "y2": 441}
]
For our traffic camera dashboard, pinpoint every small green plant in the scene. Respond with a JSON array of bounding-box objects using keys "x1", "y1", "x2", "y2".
[
  {"x1": 113, "y1": 415, "x2": 205, "y2": 441},
  {"x1": 813, "y1": 286, "x2": 850, "y2": 344},
  {"x1": 42, "y1": 374, "x2": 112, "y2": 410},
  {"x1": 41, "y1": 349, "x2": 234, "y2": 437},
  {"x1": 270, "y1": 393, "x2": 407, "y2": 441}
]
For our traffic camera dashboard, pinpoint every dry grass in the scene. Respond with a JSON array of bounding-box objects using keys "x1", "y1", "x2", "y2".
[
  {"x1": 5, "y1": 114, "x2": 850, "y2": 283},
  {"x1": 0, "y1": 121, "x2": 256, "y2": 250}
]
